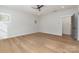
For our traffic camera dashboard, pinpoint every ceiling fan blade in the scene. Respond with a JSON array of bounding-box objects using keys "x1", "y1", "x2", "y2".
[
  {"x1": 32, "y1": 5, "x2": 44, "y2": 11},
  {"x1": 37, "y1": 5, "x2": 40, "y2": 7},
  {"x1": 40, "y1": 5, "x2": 44, "y2": 8}
]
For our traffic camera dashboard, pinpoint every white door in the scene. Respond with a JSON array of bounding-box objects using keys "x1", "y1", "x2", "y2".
[{"x1": 62, "y1": 16, "x2": 71, "y2": 35}]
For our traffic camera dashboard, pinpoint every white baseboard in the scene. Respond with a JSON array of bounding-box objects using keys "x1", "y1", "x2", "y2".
[
  {"x1": 0, "y1": 32, "x2": 37, "y2": 40},
  {"x1": 0, "y1": 32, "x2": 62, "y2": 40},
  {"x1": 39, "y1": 32, "x2": 62, "y2": 36}
]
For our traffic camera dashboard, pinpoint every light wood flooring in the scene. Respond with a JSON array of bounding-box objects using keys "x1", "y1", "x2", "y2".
[{"x1": 0, "y1": 32, "x2": 79, "y2": 53}]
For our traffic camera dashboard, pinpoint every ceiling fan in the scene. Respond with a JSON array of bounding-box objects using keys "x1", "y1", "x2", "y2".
[{"x1": 32, "y1": 5, "x2": 44, "y2": 11}]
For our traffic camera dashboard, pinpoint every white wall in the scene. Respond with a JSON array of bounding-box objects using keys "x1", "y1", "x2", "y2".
[
  {"x1": 0, "y1": 6, "x2": 78, "y2": 39},
  {"x1": 0, "y1": 7, "x2": 38, "y2": 38},
  {"x1": 39, "y1": 8, "x2": 77, "y2": 36},
  {"x1": 38, "y1": 7, "x2": 78, "y2": 40},
  {"x1": 39, "y1": 12, "x2": 62, "y2": 36}
]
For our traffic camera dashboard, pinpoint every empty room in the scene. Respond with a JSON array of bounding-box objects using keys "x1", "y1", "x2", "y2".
[{"x1": 0, "y1": 5, "x2": 79, "y2": 53}]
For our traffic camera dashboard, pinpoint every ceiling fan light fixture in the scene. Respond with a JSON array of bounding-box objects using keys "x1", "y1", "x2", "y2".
[{"x1": 32, "y1": 5, "x2": 44, "y2": 11}]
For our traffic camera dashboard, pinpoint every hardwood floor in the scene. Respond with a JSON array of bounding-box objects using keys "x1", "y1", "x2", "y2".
[{"x1": 0, "y1": 32, "x2": 79, "y2": 53}]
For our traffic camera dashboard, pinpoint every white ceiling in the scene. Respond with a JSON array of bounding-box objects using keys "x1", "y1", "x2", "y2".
[{"x1": 0, "y1": 5, "x2": 77, "y2": 15}]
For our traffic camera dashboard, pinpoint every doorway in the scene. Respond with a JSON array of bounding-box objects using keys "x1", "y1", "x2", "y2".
[
  {"x1": 62, "y1": 14, "x2": 78, "y2": 40},
  {"x1": 62, "y1": 16, "x2": 71, "y2": 36}
]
